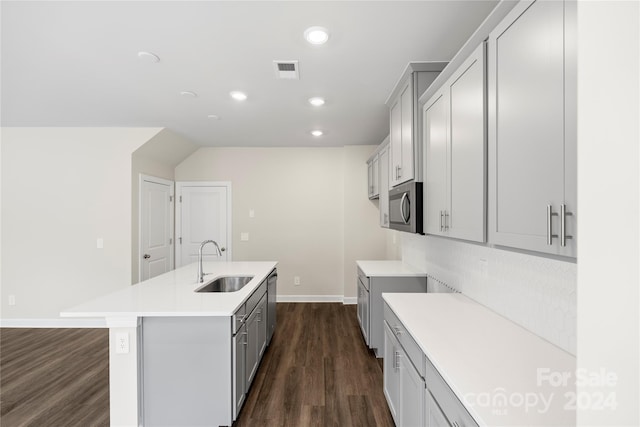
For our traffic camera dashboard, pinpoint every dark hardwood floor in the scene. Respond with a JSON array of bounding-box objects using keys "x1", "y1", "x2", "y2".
[
  {"x1": 0, "y1": 328, "x2": 110, "y2": 427},
  {"x1": 235, "y1": 303, "x2": 393, "y2": 426},
  {"x1": 0, "y1": 304, "x2": 393, "y2": 427}
]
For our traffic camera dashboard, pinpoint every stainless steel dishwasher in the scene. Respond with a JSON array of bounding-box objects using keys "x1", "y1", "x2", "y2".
[{"x1": 266, "y1": 269, "x2": 277, "y2": 345}]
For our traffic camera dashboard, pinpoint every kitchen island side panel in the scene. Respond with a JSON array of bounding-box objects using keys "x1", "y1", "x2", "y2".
[{"x1": 142, "y1": 316, "x2": 232, "y2": 426}]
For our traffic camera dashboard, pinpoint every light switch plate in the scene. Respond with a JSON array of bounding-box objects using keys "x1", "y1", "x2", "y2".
[
  {"x1": 240, "y1": 232, "x2": 249, "y2": 241},
  {"x1": 97, "y1": 238, "x2": 104, "y2": 249},
  {"x1": 249, "y1": 209, "x2": 255, "y2": 218}
]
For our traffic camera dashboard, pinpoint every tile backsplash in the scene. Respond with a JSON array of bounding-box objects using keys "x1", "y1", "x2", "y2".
[{"x1": 399, "y1": 233, "x2": 577, "y2": 355}]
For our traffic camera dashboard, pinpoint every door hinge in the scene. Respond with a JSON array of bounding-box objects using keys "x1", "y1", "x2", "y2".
[
  {"x1": 169, "y1": 195, "x2": 173, "y2": 202},
  {"x1": 179, "y1": 196, "x2": 182, "y2": 203},
  {"x1": 179, "y1": 237, "x2": 182, "y2": 244},
  {"x1": 169, "y1": 238, "x2": 173, "y2": 245}
]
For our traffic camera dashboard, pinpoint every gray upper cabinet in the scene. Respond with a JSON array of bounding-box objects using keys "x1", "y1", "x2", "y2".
[
  {"x1": 387, "y1": 62, "x2": 447, "y2": 188},
  {"x1": 424, "y1": 43, "x2": 486, "y2": 242},
  {"x1": 367, "y1": 153, "x2": 380, "y2": 199},
  {"x1": 488, "y1": 0, "x2": 576, "y2": 257},
  {"x1": 379, "y1": 141, "x2": 390, "y2": 228}
]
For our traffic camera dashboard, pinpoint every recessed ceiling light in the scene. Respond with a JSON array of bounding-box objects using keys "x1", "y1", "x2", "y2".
[
  {"x1": 137, "y1": 51, "x2": 160, "y2": 63},
  {"x1": 304, "y1": 26, "x2": 329, "y2": 45},
  {"x1": 207, "y1": 115, "x2": 220, "y2": 120},
  {"x1": 180, "y1": 91, "x2": 197, "y2": 98},
  {"x1": 311, "y1": 130, "x2": 324, "y2": 137},
  {"x1": 230, "y1": 91, "x2": 248, "y2": 101},
  {"x1": 308, "y1": 97, "x2": 326, "y2": 107}
]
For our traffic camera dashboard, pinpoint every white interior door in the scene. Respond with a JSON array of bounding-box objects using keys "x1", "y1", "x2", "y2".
[
  {"x1": 140, "y1": 175, "x2": 174, "y2": 281},
  {"x1": 176, "y1": 182, "x2": 231, "y2": 267}
]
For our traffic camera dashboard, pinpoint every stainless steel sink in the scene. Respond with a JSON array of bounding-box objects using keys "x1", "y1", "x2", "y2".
[{"x1": 195, "y1": 276, "x2": 254, "y2": 293}]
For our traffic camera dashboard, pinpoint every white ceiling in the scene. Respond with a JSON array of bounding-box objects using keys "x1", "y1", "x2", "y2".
[{"x1": 1, "y1": 1, "x2": 498, "y2": 147}]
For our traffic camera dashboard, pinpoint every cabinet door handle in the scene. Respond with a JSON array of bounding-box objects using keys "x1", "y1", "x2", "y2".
[
  {"x1": 452, "y1": 422, "x2": 461, "y2": 427},
  {"x1": 394, "y1": 351, "x2": 401, "y2": 370},
  {"x1": 398, "y1": 166, "x2": 402, "y2": 179},
  {"x1": 257, "y1": 309, "x2": 262, "y2": 322},
  {"x1": 561, "y1": 204, "x2": 573, "y2": 247},
  {"x1": 440, "y1": 211, "x2": 444, "y2": 231},
  {"x1": 445, "y1": 211, "x2": 449, "y2": 231},
  {"x1": 546, "y1": 205, "x2": 559, "y2": 245}
]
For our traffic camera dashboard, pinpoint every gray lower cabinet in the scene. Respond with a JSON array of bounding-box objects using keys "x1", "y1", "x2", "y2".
[
  {"x1": 425, "y1": 356, "x2": 479, "y2": 427},
  {"x1": 233, "y1": 322, "x2": 247, "y2": 419},
  {"x1": 357, "y1": 276, "x2": 370, "y2": 345},
  {"x1": 488, "y1": 0, "x2": 576, "y2": 257},
  {"x1": 383, "y1": 320, "x2": 425, "y2": 426},
  {"x1": 141, "y1": 277, "x2": 271, "y2": 426},
  {"x1": 357, "y1": 266, "x2": 426, "y2": 357},
  {"x1": 245, "y1": 293, "x2": 267, "y2": 388}
]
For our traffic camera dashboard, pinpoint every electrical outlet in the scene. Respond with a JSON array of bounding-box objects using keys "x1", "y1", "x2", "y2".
[
  {"x1": 8, "y1": 295, "x2": 16, "y2": 306},
  {"x1": 249, "y1": 209, "x2": 255, "y2": 218},
  {"x1": 294, "y1": 276, "x2": 301, "y2": 286},
  {"x1": 240, "y1": 232, "x2": 250, "y2": 241},
  {"x1": 116, "y1": 332, "x2": 130, "y2": 354}
]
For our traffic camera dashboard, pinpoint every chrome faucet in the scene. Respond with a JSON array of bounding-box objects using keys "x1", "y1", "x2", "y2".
[{"x1": 197, "y1": 240, "x2": 223, "y2": 283}]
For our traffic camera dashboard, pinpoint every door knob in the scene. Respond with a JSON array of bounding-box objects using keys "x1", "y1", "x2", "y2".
[
  {"x1": 220, "y1": 247, "x2": 226, "y2": 252},
  {"x1": 143, "y1": 254, "x2": 151, "y2": 259}
]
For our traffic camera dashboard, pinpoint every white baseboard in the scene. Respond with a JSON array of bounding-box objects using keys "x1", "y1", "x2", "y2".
[
  {"x1": 277, "y1": 295, "x2": 347, "y2": 303},
  {"x1": 276, "y1": 295, "x2": 357, "y2": 305},
  {"x1": 0, "y1": 318, "x2": 107, "y2": 328}
]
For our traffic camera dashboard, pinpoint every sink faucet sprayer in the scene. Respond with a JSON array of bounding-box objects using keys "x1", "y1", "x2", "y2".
[{"x1": 197, "y1": 240, "x2": 223, "y2": 283}]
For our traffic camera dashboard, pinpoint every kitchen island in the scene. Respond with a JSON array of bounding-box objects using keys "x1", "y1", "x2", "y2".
[{"x1": 61, "y1": 261, "x2": 277, "y2": 427}]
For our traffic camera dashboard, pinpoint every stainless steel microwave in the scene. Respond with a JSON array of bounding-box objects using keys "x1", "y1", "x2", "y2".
[{"x1": 389, "y1": 181, "x2": 423, "y2": 234}]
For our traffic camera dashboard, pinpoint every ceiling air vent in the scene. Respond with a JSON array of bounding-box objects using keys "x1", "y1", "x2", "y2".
[{"x1": 273, "y1": 60, "x2": 299, "y2": 79}]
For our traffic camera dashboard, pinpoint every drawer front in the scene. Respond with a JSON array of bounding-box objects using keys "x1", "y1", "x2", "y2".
[
  {"x1": 232, "y1": 304, "x2": 246, "y2": 334},
  {"x1": 383, "y1": 302, "x2": 425, "y2": 377},
  {"x1": 246, "y1": 279, "x2": 268, "y2": 316},
  {"x1": 426, "y1": 356, "x2": 479, "y2": 427}
]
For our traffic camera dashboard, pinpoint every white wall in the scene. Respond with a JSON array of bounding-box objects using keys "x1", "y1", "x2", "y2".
[
  {"x1": 0, "y1": 127, "x2": 161, "y2": 321},
  {"x1": 175, "y1": 146, "x2": 388, "y2": 300},
  {"x1": 576, "y1": 1, "x2": 639, "y2": 424}
]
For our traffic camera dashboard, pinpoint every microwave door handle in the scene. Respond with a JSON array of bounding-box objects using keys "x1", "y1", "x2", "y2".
[{"x1": 400, "y1": 192, "x2": 409, "y2": 224}]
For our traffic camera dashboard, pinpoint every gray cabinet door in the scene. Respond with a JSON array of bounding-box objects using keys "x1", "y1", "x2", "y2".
[
  {"x1": 400, "y1": 80, "x2": 414, "y2": 184},
  {"x1": 233, "y1": 324, "x2": 247, "y2": 420},
  {"x1": 383, "y1": 322, "x2": 400, "y2": 424},
  {"x1": 488, "y1": 0, "x2": 575, "y2": 256},
  {"x1": 256, "y1": 294, "x2": 267, "y2": 359},
  {"x1": 379, "y1": 144, "x2": 390, "y2": 227},
  {"x1": 390, "y1": 95, "x2": 403, "y2": 188},
  {"x1": 357, "y1": 278, "x2": 369, "y2": 345},
  {"x1": 245, "y1": 307, "x2": 260, "y2": 388},
  {"x1": 424, "y1": 91, "x2": 448, "y2": 236},
  {"x1": 448, "y1": 43, "x2": 486, "y2": 242},
  {"x1": 398, "y1": 351, "x2": 425, "y2": 427}
]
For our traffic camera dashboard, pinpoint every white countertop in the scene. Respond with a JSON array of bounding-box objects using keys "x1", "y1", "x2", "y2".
[
  {"x1": 356, "y1": 260, "x2": 427, "y2": 277},
  {"x1": 61, "y1": 261, "x2": 277, "y2": 318},
  {"x1": 383, "y1": 293, "x2": 576, "y2": 426}
]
